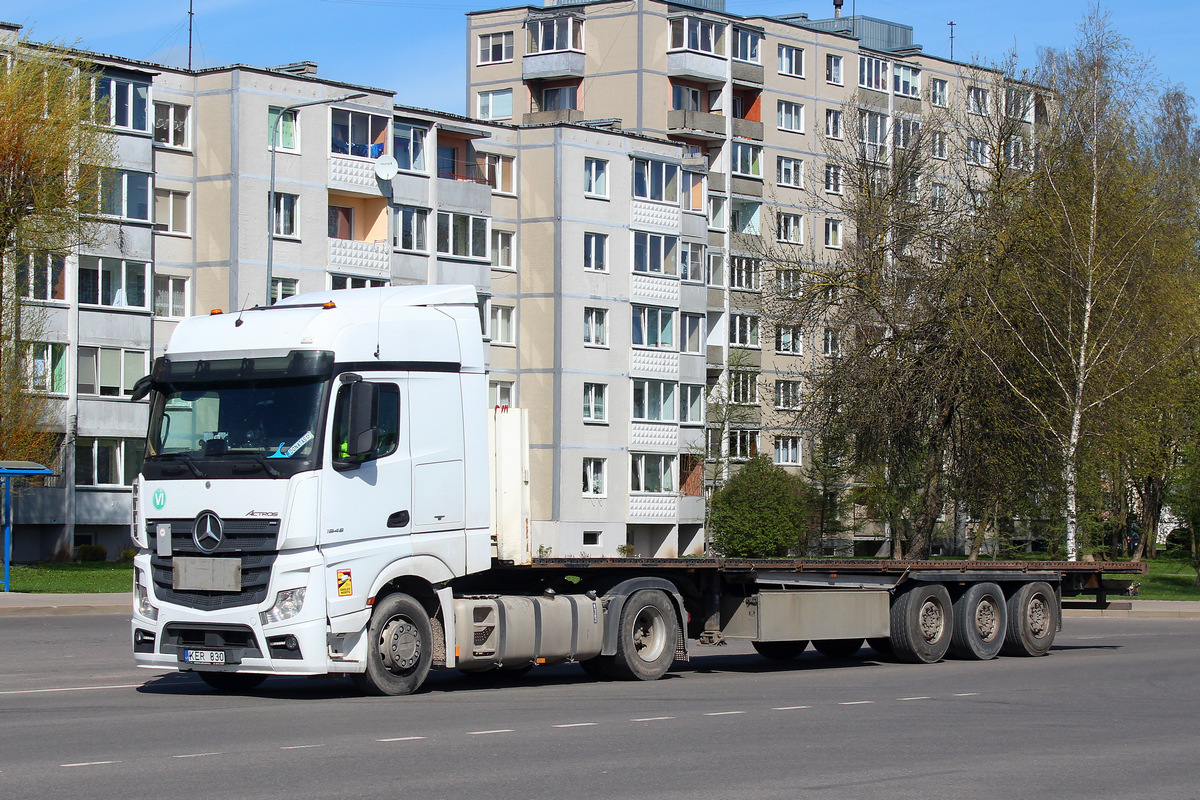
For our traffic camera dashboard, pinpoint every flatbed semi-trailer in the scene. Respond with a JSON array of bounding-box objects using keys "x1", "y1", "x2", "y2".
[{"x1": 129, "y1": 286, "x2": 1147, "y2": 695}]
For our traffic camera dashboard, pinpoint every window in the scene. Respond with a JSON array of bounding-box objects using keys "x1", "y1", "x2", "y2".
[
  {"x1": 930, "y1": 78, "x2": 948, "y2": 107},
  {"x1": 478, "y1": 89, "x2": 513, "y2": 121},
  {"x1": 776, "y1": 324, "x2": 802, "y2": 354},
  {"x1": 95, "y1": 169, "x2": 150, "y2": 220},
  {"x1": 778, "y1": 100, "x2": 804, "y2": 133},
  {"x1": 331, "y1": 275, "x2": 387, "y2": 290},
  {"x1": 824, "y1": 163, "x2": 842, "y2": 194},
  {"x1": 328, "y1": 205, "x2": 354, "y2": 240},
  {"x1": 826, "y1": 53, "x2": 843, "y2": 85},
  {"x1": 680, "y1": 384, "x2": 705, "y2": 424},
  {"x1": 967, "y1": 137, "x2": 991, "y2": 166},
  {"x1": 893, "y1": 118, "x2": 920, "y2": 150},
  {"x1": 583, "y1": 157, "x2": 608, "y2": 197},
  {"x1": 78, "y1": 257, "x2": 146, "y2": 308},
  {"x1": 680, "y1": 242, "x2": 705, "y2": 282},
  {"x1": 490, "y1": 380, "x2": 513, "y2": 408},
  {"x1": 670, "y1": 17, "x2": 723, "y2": 55},
  {"x1": 631, "y1": 453, "x2": 675, "y2": 493},
  {"x1": 1004, "y1": 136, "x2": 1026, "y2": 169},
  {"x1": 633, "y1": 379, "x2": 676, "y2": 422},
  {"x1": 331, "y1": 109, "x2": 388, "y2": 159},
  {"x1": 967, "y1": 86, "x2": 989, "y2": 115},
  {"x1": 583, "y1": 458, "x2": 606, "y2": 496},
  {"x1": 931, "y1": 130, "x2": 947, "y2": 160},
  {"x1": 332, "y1": 383, "x2": 400, "y2": 466},
  {"x1": 633, "y1": 159, "x2": 679, "y2": 203},
  {"x1": 77, "y1": 346, "x2": 145, "y2": 397},
  {"x1": 893, "y1": 64, "x2": 920, "y2": 98},
  {"x1": 730, "y1": 370, "x2": 758, "y2": 404},
  {"x1": 153, "y1": 102, "x2": 189, "y2": 148},
  {"x1": 584, "y1": 383, "x2": 607, "y2": 422},
  {"x1": 824, "y1": 218, "x2": 842, "y2": 249},
  {"x1": 731, "y1": 142, "x2": 761, "y2": 177},
  {"x1": 437, "y1": 212, "x2": 489, "y2": 259},
  {"x1": 633, "y1": 232, "x2": 678, "y2": 276},
  {"x1": 491, "y1": 230, "x2": 514, "y2": 269},
  {"x1": 489, "y1": 304, "x2": 514, "y2": 345},
  {"x1": 777, "y1": 156, "x2": 804, "y2": 188},
  {"x1": 729, "y1": 314, "x2": 759, "y2": 348},
  {"x1": 825, "y1": 109, "x2": 842, "y2": 140},
  {"x1": 709, "y1": 195, "x2": 726, "y2": 229},
  {"x1": 733, "y1": 28, "x2": 760, "y2": 63},
  {"x1": 1006, "y1": 87, "x2": 1032, "y2": 121},
  {"x1": 860, "y1": 111, "x2": 887, "y2": 160},
  {"x1": 728, "y1": 430, "x2": 759, "y2": 461},
  {"x1": 729, "y1": 256, "x2": 760, "y2": 290},
  {"x1": 681, "y1": 313, "x2": 704, "y2": 353},
  {"x1": 268, "y1": 107, "x2": 298, "y2": 151},
  {"x1": 682, "y1": 171, "x2": 705, "y2": 212},
  {"x1": 479, "y1": 31, "x2": 514, "y2": 64},
  {"x1": 931, "y1": 237, "x2": 946, "y2": 263},
  {"x1": 393, "y1": 122, "x2": 426, "y2": 171},
  {"x1": 931, "y1": 183, "x2": 947, "y2": 212},
  {"x1": 527, "y1": 16, "x2": 583, "y2": 53},
  {"x1": 25, "y1": 342, "x2": 66, "y2": 394},
  {"x1": 542, "y1": 85, "x2": 578, "y2": 112},
  {"x1": 672, "y1": 85, "x2": 702, "y2": 111},
  {"x1": 775, "y1": 436, "x2": 801, "y2": 466},
  {"x1": 15, "y1": 252, "x2": 66, "y2": 301},
  {"x1": 775, "y1": 380, "x2": 802, "y2": 410},
  {"x1": 582, "y1": 232, "x2": 607, "y2": 271},
  {"x1": 75, "y1": 437, "x2": 144, "y2": 487},
  {"x1": 271, "y1": 277, "x2": 297, "y2": 305},
  {"x1": 632, "y1": 306, "x2": 674, "y2": 349},
  {"x1": 778, "y1": 44, "x2": 804, "y2": 77},
  {"x1": 707, "y1": 253, "x2": 724, "y2": 286},
  {"x1": 584, "y1": 307, "x2": 608, "y2": 346},
  {"x1": 777, "y1": 212, "x2": 803, "y2": 244},
  {"x1": 732, "y1": 200, "x2": 761, "y2": 235},
  {"x1": 94, "y1": 76, "x2": 149, "y2": 131},
  {"x1": 154, "y1": 275, "x2": 187, "y2": 317},
  {"x1": 154, "y1": 188, "x2": 188, "y2": 234},
  {"x1": 823, "y1": 327, "x2": 841, "y2": 357},
  {"x1": 583, "y1": 530, "x2": 601, "y2": 546},
  {"x1": 396, "y1": 206, "x2": 428, "y2": 251},
  {"x1": 859, "y1": 56, "x2": 887, "y2": 91}
]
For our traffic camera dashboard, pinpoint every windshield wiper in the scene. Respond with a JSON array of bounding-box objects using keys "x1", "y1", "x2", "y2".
[
  {"x1": 242, "y1": 453, "x2": 281, "y2": 479},
  {"x1": 175, "y1": 452, "x2": 205, "y2": 477}
]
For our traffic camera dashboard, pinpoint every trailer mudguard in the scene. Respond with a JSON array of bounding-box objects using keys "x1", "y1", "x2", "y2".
[{"x1": 599, "y1": 577, "x2": 689, "y2": 661}]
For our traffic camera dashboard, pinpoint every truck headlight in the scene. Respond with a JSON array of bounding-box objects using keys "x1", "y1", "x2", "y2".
[
  {"x1": 260, "y1": 588, "x2": 306, "y2": 625},
  {"x1": 134, "y1": 568, "x2": 158, "y2": 620}
]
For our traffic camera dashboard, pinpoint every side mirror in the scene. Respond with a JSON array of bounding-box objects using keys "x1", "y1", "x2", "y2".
[{"x1": 344, "y1": 379, "x2": 379, "y2": 458}]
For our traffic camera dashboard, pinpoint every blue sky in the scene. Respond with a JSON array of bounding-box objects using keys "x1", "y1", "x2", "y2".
[{"x1": 6, "y1": 0, "x2": 1198, "y2": 114}]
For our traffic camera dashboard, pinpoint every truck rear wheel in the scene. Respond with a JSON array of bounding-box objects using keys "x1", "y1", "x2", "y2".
[
  {"x1": 353, "y1": 592, "x2": 433, "y2": 696},
  {"x1": 609, "y1": 589, "x2": 678, "y2": 681},
  {"x1": 890, "y1": 584, "x2": 953, "y2": 664},
  {"x1": 198, "y1": 672, "x2": 266, "y2": 693},
  {"x1": 813, "y1": 638, "x2": 864, "y2": 658},
  {"x1": 1001, "y1": 581, "x2": 1058, "y2": 657},
  {"x1": 949, "y1": 582, "x2": 1008, "y2": 660},
  {"x1": 752, "y1": 640, "x2": 808, "y2": 661}
]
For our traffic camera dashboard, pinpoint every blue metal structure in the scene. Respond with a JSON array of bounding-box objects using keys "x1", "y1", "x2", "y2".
[{"x1": 1, "y1": 462, "x2": 53, "y2": 592}]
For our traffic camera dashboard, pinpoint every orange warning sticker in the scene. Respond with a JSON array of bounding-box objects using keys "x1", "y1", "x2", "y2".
[{"x1": 337, "y1": 569, "x2": 353, "y2": 597}]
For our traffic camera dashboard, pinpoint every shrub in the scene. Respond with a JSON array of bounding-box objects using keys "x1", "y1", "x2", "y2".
[
  {"x1": 76, "y1": 544, "x2": 108, "y2": 562},
  {"x1": 118, "y1": 548, "x2": 137, "y2": 562},
  {"x1": 709, "y1": 455, "x2": 819, "y2": 558}
]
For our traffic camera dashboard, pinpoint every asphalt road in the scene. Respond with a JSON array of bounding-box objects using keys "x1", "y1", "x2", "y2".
[{"x1": 1, "y1": 614, "x2": 1197, "y2": 800}]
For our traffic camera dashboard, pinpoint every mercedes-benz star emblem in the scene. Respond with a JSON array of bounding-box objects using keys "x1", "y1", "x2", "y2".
[{"x1": 193, "y1": 512, "x2": 224, "y2": 553}]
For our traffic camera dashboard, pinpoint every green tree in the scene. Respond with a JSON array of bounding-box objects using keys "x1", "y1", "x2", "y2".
[{"x1": 709, "y1": 455, "x2": 818, "y2": 558}]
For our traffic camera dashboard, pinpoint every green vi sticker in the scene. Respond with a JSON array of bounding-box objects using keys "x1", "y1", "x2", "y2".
[{"x1": 152, "y1": 488, "x2": 166, "y2": 510}]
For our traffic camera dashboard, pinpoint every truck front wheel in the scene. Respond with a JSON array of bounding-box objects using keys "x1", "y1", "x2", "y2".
[
  {"x1": 610, "y1": 589, "x2": 678, "y2": 681},
  {"x1": 890, "y1": 584, "x2": 953, "y2": 664},
  {"x1": 353, "y1": 592, "x2": 433, "y2": 696}
]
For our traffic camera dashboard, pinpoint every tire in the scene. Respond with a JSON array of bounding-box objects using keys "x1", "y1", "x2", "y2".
[
  {"x1": 813, "y1": 638, "x2": 864, "y2": 658},
  {"x1": 352, "y1": 592, "x2": 434, "y2": 696},
  {"x1": 867, "y1": 637, "x2": 893, "y2": 656},
  {"x1": 198, "y1": 672, "x2": 266, "y2": 693},
  {"x1": 608, "y1": 589, "x2": 678, "y2": 681},
  {"x1": 949, "y1": 582, "x2": 1008, "y2": 660},
  {"x1": 752, "y1": 640, "x2": 808, "y2": 661},
  {"x1": 1001, "y1": 581, "x2": 1059, "y2": 657},
  {"x1": 890, "y1": 583, "x2": 953, "y2": 664}
]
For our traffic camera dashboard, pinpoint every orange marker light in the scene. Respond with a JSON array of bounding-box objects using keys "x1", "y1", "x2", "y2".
[{"x1": 209, "y1": 309, "x2": 223, "y2": 315}]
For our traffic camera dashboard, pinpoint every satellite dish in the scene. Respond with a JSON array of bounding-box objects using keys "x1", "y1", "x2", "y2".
[{"x1": 374, "y1": 154, "x2": 399, "y2": 181}]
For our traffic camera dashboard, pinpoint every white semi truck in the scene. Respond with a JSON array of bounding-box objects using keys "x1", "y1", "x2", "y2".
[{"x1": 130, "y1": 285, "x2": 1140, "y2": 695}]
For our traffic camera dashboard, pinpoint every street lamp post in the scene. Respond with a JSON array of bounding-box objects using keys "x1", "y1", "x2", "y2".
[{"x1": 267, "y1": 92, "x2": 367, "y2": 306}]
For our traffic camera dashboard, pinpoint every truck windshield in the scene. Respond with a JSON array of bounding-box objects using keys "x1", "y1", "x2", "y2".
[{"x1": 144, "y1": 378, "x2": 326, "y2": 479}]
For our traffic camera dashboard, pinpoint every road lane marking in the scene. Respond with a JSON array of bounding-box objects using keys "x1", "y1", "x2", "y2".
[
  {"x1": 378, "y1": 736, "x2": 425, "y2": 742},
  {"x1": 953, "y1": 693, "x2": 979, "y2": 697},
  {"x1": 468, "y1": 729, "x2": 514, "y2": 736},
  {"x1": 281, "y1": 744, "x2": 325, "y2": 750},
  {"x1": 898, "y1": 696, "x2": 931, "y2": 701},
  {"x1": 61, "y1": 761, "x2": 119, "y2": 767},
  {"x1": 173, "y1": 753, "x2": 221, "y2": 759},
  {"x1": 704, "y1": 711, "x2": 746, "y2": 716},
  {"x1": 631, "y1": 716, "x2": 674, "y2": 722},
  {"x1": 0, "y1": 684, "x2": 140, "y2": 696},
  {"x1": 838, "y1": 701, "x2": 874, "y2": 706},
  {"x1": 773, "y1": 705, "x2": 811, "y2": 710},
  {"x1": 553, "y1": 723, "x2": 598, "y2": 728}
]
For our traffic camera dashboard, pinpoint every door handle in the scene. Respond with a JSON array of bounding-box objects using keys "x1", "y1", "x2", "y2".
[{"x1": 387, "y1": 510, "x2": 410, "y2": 528}]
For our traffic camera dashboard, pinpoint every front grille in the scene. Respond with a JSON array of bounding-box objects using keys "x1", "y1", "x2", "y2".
[{"x1": 149, "y1": 518, "x2": 280, "y2": 610}]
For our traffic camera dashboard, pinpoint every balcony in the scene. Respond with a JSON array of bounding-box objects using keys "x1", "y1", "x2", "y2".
[
  {"x1": 522, "y1": 108, "x2": 585, "y2": 125},
  {"x1": 667, "y1": 109, "x2": 725, "y2": 140},
  {"x1": 730, "y1": 175, "x2": 763, "y2": 197},
  {"x1": 329, "y1": 155, "x2": 386, "y2": 195},
  {"x1": 328, "y1": 237, "x2": 390, "y2": 275},
  {"x1": 628, "y1": 494, "x2": 679, "y2": 523},
  {"x1": 667, "y1": 51, "x2": 726, "y2": 83},
  {"x1": 731, "y1": 117, "x2": 763, "y2": 141},
  {"x1": 523, "y1": 50, "x2": 586, "y2": 80},
  {"x1": 731, "y1": 60, "x2": 764, "y2": 86}
]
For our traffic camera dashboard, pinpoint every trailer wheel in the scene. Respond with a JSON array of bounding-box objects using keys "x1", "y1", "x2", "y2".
[
  {"x1": 949, "y1": 582, "x2": 1008, "y2": 660},
  {"x1": 610, "y1": 589, "x2": 678, "y2": 681},
  {"x1": 752, "y1": 640, "x2": 808, "y2": 661},
  {"x1": 198, "y1": 672, "x2": 266, "y2": 693},
  {"x1": 1001, "y1": 581, "x2": 1058, "y2": 657},
  {"x1": 352, "y1": 592, "x2": 433, "y2": 696},
  {"x1": 813, "y1": 638, "x2": 864, "y2": 658},
  {"x1": 867, "y1": 637, "x2": 893, "y2": 656},
  {"x1": 890, "y1": 584, "x2": 953, "y2": 664}
]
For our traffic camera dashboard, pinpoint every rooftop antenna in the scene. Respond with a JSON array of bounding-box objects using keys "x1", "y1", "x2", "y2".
[
  {"x1": 188, "y1": 0, "x2": 194, "y2": 70},
  {"x1": 948, "y1": 20, "x2": 956, "y2": 61}
]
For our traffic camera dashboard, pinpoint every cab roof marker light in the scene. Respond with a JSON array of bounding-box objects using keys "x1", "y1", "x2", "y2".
[
  {"x1": 323, "y1": 301, "x2": 336, "y2": 309},
  {"x1": 209, "y1": 309, "x2": 224, "y2": 315}
]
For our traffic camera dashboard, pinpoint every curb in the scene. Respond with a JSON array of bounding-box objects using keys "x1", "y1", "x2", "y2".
[{"x1": 0, "y1": 593, "x2": 132, "y2": 617}]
